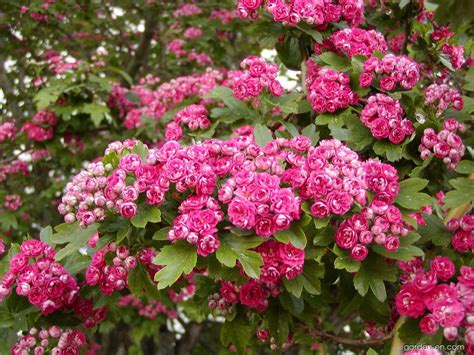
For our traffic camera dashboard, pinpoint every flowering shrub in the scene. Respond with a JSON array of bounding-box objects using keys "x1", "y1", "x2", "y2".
[{"x1": 0, "y1": 0, "x2": 473, "y2": 354}]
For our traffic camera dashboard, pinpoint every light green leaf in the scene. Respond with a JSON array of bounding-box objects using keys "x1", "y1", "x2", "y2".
[
  {"x1": 153, "y1": 242, "x2": 197, "y2": 290},
  {"x1": 395, "y1": 178, "x2": 433, "y2": 210},
  {"x1": 274, "y1": 226, "x2": 307, "y2": 249},
  {"x1": 220, "y1": 316, "x2": 252, "y2": 355},
  {"x1": 444, "y1": 177, "x2": 474, "y2": 209},
  {"x1": 216, "y1": 235, "x2": 264, "y2": 279},
  {"x1": 254, "y1": 124, "x2": 273, "y2": 147},
  {"x1": 82, "y1": 103, "x2": 110, "y2": 127},
  {"x1": 131, "y1": 204, "x2": 161, "y2": 228},
  {"x1": 455, "y1": 160, "x2": 474, "y2": 174}
]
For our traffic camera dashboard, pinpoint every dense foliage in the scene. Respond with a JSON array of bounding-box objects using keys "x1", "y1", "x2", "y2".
[{"x1": 0, "y1": 0, "x2": 473, "y2": 354}]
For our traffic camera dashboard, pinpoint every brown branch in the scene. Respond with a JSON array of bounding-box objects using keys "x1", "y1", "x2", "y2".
[
  {"x1": 126, "y1": 10, "x2": 159, "y2": 81},
  {"x1": 306, "y1": 327, "x2": 392, "y2": 346}
]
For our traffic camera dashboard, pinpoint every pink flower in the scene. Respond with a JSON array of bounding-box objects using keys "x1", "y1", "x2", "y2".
[
  {"x1": 395, "y1": 284, "x2": 426, "y2": 317},
  {"x1": 228, "y1": 197, "x2": 257, "y2": 229},
  {"x1": 350, "y1": 244, "x2": 368, "y2": 261},
  {"x1": 278, "y1": 243, "x2": 305, "y2": 268},
  {"x1": 119, "y1": 202, "x2": 138, "y2": 219},
  {"x1": 430, "y1": 256, "x2": 455, "y2": 281},
  {"x1": 239, "y1": 280, "x2": 268, "y2": 312},
  {"x1": 335, "y1": 222, "x2": 358, "y2": 249},
  {"x1": 419, "y1": 314, "x2": 439, "y2": 334}
]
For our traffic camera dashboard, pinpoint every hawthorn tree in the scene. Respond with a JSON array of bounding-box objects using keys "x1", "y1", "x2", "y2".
[{"x1": 0, "y1": 0, "x2": 473, "y2": 354}]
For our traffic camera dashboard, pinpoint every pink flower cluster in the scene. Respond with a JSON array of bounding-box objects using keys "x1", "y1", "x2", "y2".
[
  {"x1": 306, "y1": 60, "x2": 357, "y2": 113},
  {"x1": 387, "y1": 33, "x2": 404, "y2": 54},
  {"x1": 236, "y1": 0, "x2": 365, "y2": 27},
  {"x1": 221, "y1": 172, "x2": 301, "y2": 237},
  {"x1": 233, "y1": 56, "x2": 283, "y2": 100},
  {"x1": 187, "y1": 51, "x2": 213, "y2": 66},
  {"x1": 336, "y1": 203, "x2": 410, "y2": 260},
  {"x1": 447, "y1": 215, "x2": 474, "y2": 253},
  {"x1": 167, "y1": 39, "x2": 186, "y2": 57},
  {"x1": 257, "y1": 240, "x2": 305, "y2": 283},
  {"x1": 424, "y1": 83, "x2": 463, "y2": 116},
  {"x1": 0, "y1": 120, "x2": 17, "y2": 142},
  {"x1": 184, "y1": 27, "x2": 203, "y2": 39},
  {"x1": 4, "y1": 194, "x2": 22, "y2": 211},
  {"x1": 169, "y1": 196, "x2": 224, "y2": 256},
  {"x1": 441, "y1": 43, "x2": 465, "y2": 70},
  {"x1": 396, "y1": 258, "x2": 474, "y2": 348},
  {"x1": 165, "y1": 104, "x2": 211, "y2": 141},
  {"x1": 11, "y1": 326, "x2": 88, "y2": 355},
  {"x1": 0, "y1": 240, "x2": 79, "y2": 314},
  {"x1": 107, "y1": 69, "x2": 228, "y2": 129},
  {"x1": 216, "y1": 240, "x2": 303, "y2": 313},
  {"x1": 210, "y1": 9, "x2": 236, "y2": 24},
  {"x1": 328, "y1": 28, "x2": 387, "y2": 57},
  {"x1": 21, "y1": 109, "x2": 58, "y2": 142},
  {"x1": 173, "y1": 3, "x2": 202, "y2": 17},
  {"x1": 419, "y1": 118, "x2": 465, "y2": 170},
  {"x1": 360, "y1": 54, "x2": 420, "y2": 91},
  {"x1": 118, "y1": 295, "x2": 178, "y2": 319},
  {"x1": 72, "y1": 297, "x2": 107, "y2": 328},
  {"x1": 58, "y1": 160, "x2": 108, "y2": 227},
  {"x1": 216, "y1": 279, "x2": 271, "y2": 312},
  {"x1": 360, "y1": 94, "x2": 414, "y2": 143},
  {"x1": 60, "y1": 132, "x2": 405, "y2": 259},
  {"x1": 0, "y1": 160, "x2": 29, "y2": 182},
  {"x1": 85, "y1": 242, "x2": 137, "y2": 295}
]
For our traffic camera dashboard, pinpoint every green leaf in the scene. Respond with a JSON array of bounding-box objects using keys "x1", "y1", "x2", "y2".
[
  {"x1": 128, "y1": 263, "x2": 161, "y2": 298},
  {"x1": 299, "y1": 260, "x2": 324, "y2": 295},
  {"x1": 373, "y1": 232, "x2": 424, "y2": 261},
  {"x1": 216, "y1": 235, "x2": 264, "y2": 279},
  {"x1": 301, "y1": 124, "x2": 320, "y2": 145},
  {"x1": 399, "y1": 0, "x2": 410, "y2": 8},
  {"x1": 455, "y1": 160, "x2": 474, "y2": 174},
  {"x1": 395, "y1": 178, "x2": 433, "y2": 210},
  {"x1": 443, "y1": 178, "x2": 474, "y2": 209},
  {"x1": 220, "y1": 315, "x2": 252, "y2": 355},
  {"x1": 34, "y1": 87, "x2": 61, "y2": 109},
  {"x1": 353, "y1": 254, "x2": 397, "y2": 302},
  {"x1": 152, "y1": 227, "x2": 171, "y2": 241},
  {"x1": 418, "y1": 214, "x2": 451, "y2": 247},
  {"x1": 44, "y1": 222, "x2": 98, "y2": 261},
  {"x1": 0, "y1": 212, "x2": 17, "y2": 230},
  {"x1": 81, "y1": 103, "x2": 110, "y2": 127},
  {"x1": 316, "y1": 52, "x2": 351, "y2": 71},
  {"x1": 265, "y1": 304, "x2": 290, "y2": 342},
  {"x1": 153, "y1": 242, "x2": 197, "y2": 290},
  {"x1": 284, "y1": 277, "x2": 303, "y2": 298},
  {"x1": 373, "y1": 141, "x2": 403, "y2": 162},
  {"x1": 411, "y1": 155, "x2": 434, "y2": 178},
  {"x1": 276, "y1": 36, "x2": 303, "y2": 70},
  {"x1": 334, "y1": 246, "x2": 361, "y2": 272},
  {"x1": 131, "y1": 204, "x2": 161, "y2": 228},
  {"x1": 254, "y1": 124, "x2": 273, "y2": 147},
  {"x1": 203, "y1": 86, "x2": 234, "y2": 100},
  {"x1": 328, "y1": 111, "x2": 373, "y2": 151},
  {"x1": 131, "y1": 141, "x2": 149, "y2": 160},
  {"x1": 274, "y1": 226, "x2": 307, "y2": 249}
]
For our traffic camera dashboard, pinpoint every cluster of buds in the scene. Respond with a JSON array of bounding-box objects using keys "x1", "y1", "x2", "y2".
[
  {"x1": 233, "y1": 56, "x2": 283, "y2": 100},
  {"x1": 360, "y1": 94, "x2": 414, "y2": 144},
  {"x1": 85, "y1": 243, "x2": 137, "y2": 295},
  {"x1": 0, "y1": 240, "x2": 79, "y2": 314},
  {"x1": 447, "y1": 215, "x2": 474, "y2": 253},
  {"x1": 11, "y1": 326, "x2": 88, "y2": 355},
  {"x1": 425, "y1": 84, "x2": 463, "y2": 116},
  {"x1": 419, "y1": 118, "x2": 466, "y2": 170},
  {"x1": 360, "y1": 54, "x2": 420, "y2": 91}
]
